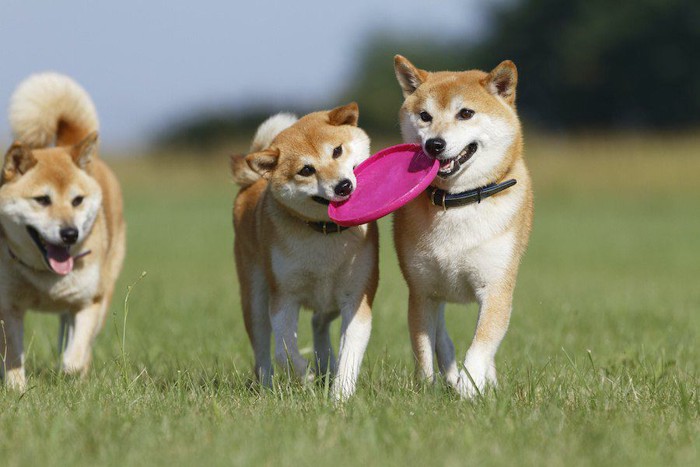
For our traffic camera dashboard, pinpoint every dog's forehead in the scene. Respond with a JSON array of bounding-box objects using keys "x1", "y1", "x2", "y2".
[
  {"x1": 412, "y1": 70, "x2": 490, "y2": 109},
  {"x1": 23, "y1": 148, "x2": 84, "y2": 192},
  {"x1": 275, "y1": 120, "x2": 347, "y2": 159}
]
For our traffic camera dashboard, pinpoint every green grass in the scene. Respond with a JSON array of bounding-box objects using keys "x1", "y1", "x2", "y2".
[{"x1": 1, "y1": 134, "x2": 698, "y2": 466}]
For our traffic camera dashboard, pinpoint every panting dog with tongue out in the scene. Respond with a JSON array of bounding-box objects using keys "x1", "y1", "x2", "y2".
[{"x1": 0, "y1": 73, "x2": 126, "y2": 391}]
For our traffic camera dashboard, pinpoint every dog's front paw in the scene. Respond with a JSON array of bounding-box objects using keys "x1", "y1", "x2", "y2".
[
  {"x1": 453, "y1": 357, "x2": 497, "y2": 399},
  {"x1": 454, "y1": 370, "x2": 483, "y2": 398},
  {"x1": 4, "y1": 368, "x2": 27, "y2": 392},
  {"x1": 331, "y1": 377, "x2": 357, "y2": 403},
  {"x1": 62, "y1": 355, "x2": 91, "y2": 378}
]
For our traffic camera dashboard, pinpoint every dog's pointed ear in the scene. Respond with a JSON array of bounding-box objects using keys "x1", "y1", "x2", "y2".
[
  {"x1": 71, "y1": 131, "x2": 99, "y2": 170},
  {"x1": 328, "y1": 102, "x2": 359, "y2": 127},
  {"x1": 394, "y1": 55, "x2": 428, "y2": 98},
  {"x1": 246, "y1": 148, "x2": 280, "y2": 179},
  {"x1": 483, "y1": 60, "x2": 518, "y2": 105},
  {"x1": 2, "y1": 142, "x2": 37, "y2": 183}
]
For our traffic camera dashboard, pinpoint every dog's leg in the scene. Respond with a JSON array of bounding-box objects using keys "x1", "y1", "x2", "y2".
[
  {"x1": 270, "y1": 296, "x2": 309, "y2": 381},
  {"x1": 312, "y1": 310, "x2": 338, "y2": 377},
  {"x1": 456, "y1": 285, "x2": 513, "y2": 398},
  {"x1": 408, "y1": 293, "x2": 440, "y2": 383},
  {"x1": 332, "y1": 296, "x2": 372, "y2": 401},
  {"x1": 241, "y1": 269, "x2": 273, "y2": 386},
  {"x1": 0, "y1": 310, "x2": 26, "y2": 391},
  {"x1": 435, "y1": 304, "x2": 459, "y2": 387},
  {"x1": 58, "y1": 312, "x2": 74, "y2": 354},
  {"x1": 62, "y1": 301, "x2": 102, "y2": 376}
]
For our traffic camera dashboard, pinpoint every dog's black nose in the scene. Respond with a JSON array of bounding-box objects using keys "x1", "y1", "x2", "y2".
[
  {"x1": 425, "y1": 138, "x2": 446, "y2": 157},
  {"x1": 334, "y1": 179, "x2": 354, "y2": 197},
  {"x1": 60, "y1": 227, "x2": 79, "y2": 245}
]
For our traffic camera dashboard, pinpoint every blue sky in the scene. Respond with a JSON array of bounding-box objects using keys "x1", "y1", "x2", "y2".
[{"x1": 0, "y1": 0, "x2": 490, "y2": 149}]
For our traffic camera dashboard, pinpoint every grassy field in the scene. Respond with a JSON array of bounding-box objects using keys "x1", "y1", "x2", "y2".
[{"x1": 1, "y1": 134, "x2": 698, "y2": 466}]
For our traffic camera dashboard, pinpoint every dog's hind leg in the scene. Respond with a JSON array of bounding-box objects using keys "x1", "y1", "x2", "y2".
[
  {"x1": 0, "y1": 309, "x2": 26, "y2": 391},
  {"x1": 62, "y1": 301, "x2": 103, "y2": 376},
  {"x1": 435, "y1": 304, "x2": 459, "y2": 387},
  {"x1": 408, "y1": 293, "x2": 440, "y2": 384},
  {"x1": 242, "y1": 269, "x2": 272, "y2": 386},
  {"x1": 270, "y1": 296, "x2": 309, "y2": 381},
  {"x1": 312, "y1": 310, "x2": 338, "y2": 377},
  {"x1": 332, "y1": 296, "x2": 372, "y2": 401}
]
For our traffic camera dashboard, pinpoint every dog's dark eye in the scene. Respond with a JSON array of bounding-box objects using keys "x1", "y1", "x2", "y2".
[
  {"x1": 332, "y1": 145, "x2": 342, "y2": 158},
  {"x1": 419, "y1": 111, "x2": 433, "y2": 123},
  {"x1": 457, "y1": 108, "x2": 475, "y2": 120},
  {"x1": 72, "y1": 196, "x2": 84, "y2": 207},
  {"x1": 33, "y1": 195, "x2": 51, "y2": 206},
  {"x1": 298, "y1": 165, "x2": 316, "y2": 177}
]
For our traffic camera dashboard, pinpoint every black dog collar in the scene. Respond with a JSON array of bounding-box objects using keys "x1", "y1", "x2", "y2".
[
  {"x1": 305, "y1": 221, "x2": 348, "y2": 235},
  {"x1": 427, "y1": 179, "x2": 517, "y2": 210}
]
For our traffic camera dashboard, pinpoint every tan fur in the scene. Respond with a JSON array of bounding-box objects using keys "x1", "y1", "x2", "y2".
[
  {"x1": 0, "y1": 74, "x2": 125, "y2": 391},
  {"x1": 232, "y1": 104, "x2": 378, "y2": 401},
  {"x1": 393, "y1": 56, "x2": 533, "y2": 397}
]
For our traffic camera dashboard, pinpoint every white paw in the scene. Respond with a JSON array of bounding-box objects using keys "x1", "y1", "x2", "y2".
[
  {"x1": 452, "y1": 357, "x2": 497, "y2": 399},
  {"x1": 5, "y1": 368, "x2": 27, "y2": 392},
  {"x1": 331, "y1": 380, "x2": 355, "y2": 403},
  {"x1": 454, "y1": 370, "x2": 483, "y2": 398},
  {"x1": 62, "y1": 355, "x2": 90, "y2": 377}
]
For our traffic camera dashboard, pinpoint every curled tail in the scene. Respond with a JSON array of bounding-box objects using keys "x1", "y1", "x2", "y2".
[
  {"x1": 9, "y1": 72, "x2": 99, "y2": 148},
  {"x1": 230, "y1": 112, "x2": 297, "y2": 187}
]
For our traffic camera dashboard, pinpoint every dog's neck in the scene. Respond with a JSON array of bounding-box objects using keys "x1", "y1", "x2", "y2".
[
  {"x1": 6, "y1": 245, "x2": 41, "y2": 271},
  {"x1": 427, "y1": 178, "x2": 517, "y2": 210},
  {"x1": 266, "y1": 190, "x2": 348, "y2": 235},
  {"x1": 304, "y1": 220, "x2": 349, "y2": 235}
]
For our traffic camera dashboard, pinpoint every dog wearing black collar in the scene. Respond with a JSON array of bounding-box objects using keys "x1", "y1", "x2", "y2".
[
  {"x1": 230, "y1": 104, "x2": 378, "y2": 401},
  {"x1": 392, "y1": 56, "x2": 534, "y2": 397}
]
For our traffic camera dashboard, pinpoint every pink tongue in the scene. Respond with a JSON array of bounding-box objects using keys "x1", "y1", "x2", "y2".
[{"x1": 46, "y1": 244, "x2": 74, "y2": 275}]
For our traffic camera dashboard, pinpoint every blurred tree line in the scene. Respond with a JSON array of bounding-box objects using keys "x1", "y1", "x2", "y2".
[{"x1": 156, "y1": 0, "x2": 700, "y2": 149}]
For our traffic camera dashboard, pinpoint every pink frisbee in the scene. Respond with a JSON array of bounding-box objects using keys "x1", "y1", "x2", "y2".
[{"x1": 329, "y1": 143, "x2": 438, "y2": 226}]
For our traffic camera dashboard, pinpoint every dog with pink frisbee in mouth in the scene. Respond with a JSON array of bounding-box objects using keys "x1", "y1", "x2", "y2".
[{"x1": 330, "y1": 56, "x2": 533, "y2": 398}]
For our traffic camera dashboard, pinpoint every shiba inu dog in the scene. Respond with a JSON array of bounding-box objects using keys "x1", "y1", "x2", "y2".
[
  {"x1": 231, "y1": 103, "x2": 378, "y2": 401},
  {"x1": 0, "y1": 73, "x2": 126, "y2": 391},
  {"x1": 392, "y1": 56, "x2": 533, "y2": 397}
]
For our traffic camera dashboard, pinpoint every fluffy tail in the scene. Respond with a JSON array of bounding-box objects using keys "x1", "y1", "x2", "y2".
[
  {"x1": 231, "y1": 112, "x2": 297, "y2": 187},
  {"x1": 8, "y1": 72, "x2": 99, "y2": 148}
]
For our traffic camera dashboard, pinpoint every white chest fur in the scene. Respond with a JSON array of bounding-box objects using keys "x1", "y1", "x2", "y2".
[
  {"x1": 401, "y1": 186, "x2": 524, "y2": 303},
  {"x1": 270, "y1": 226, "x2": 374, "y2": 312},
  {"x1": 2, "y1": 260, "x2": 101, "y2": 311}
]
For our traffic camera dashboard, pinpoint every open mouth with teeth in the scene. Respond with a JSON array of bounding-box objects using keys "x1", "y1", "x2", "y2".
[
  {"x1": 437, "y1": 142, "x2": 478, "y2": 178},
  {"x1": 26, "y1": 226, "x2": 74, "y2": 275}
]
